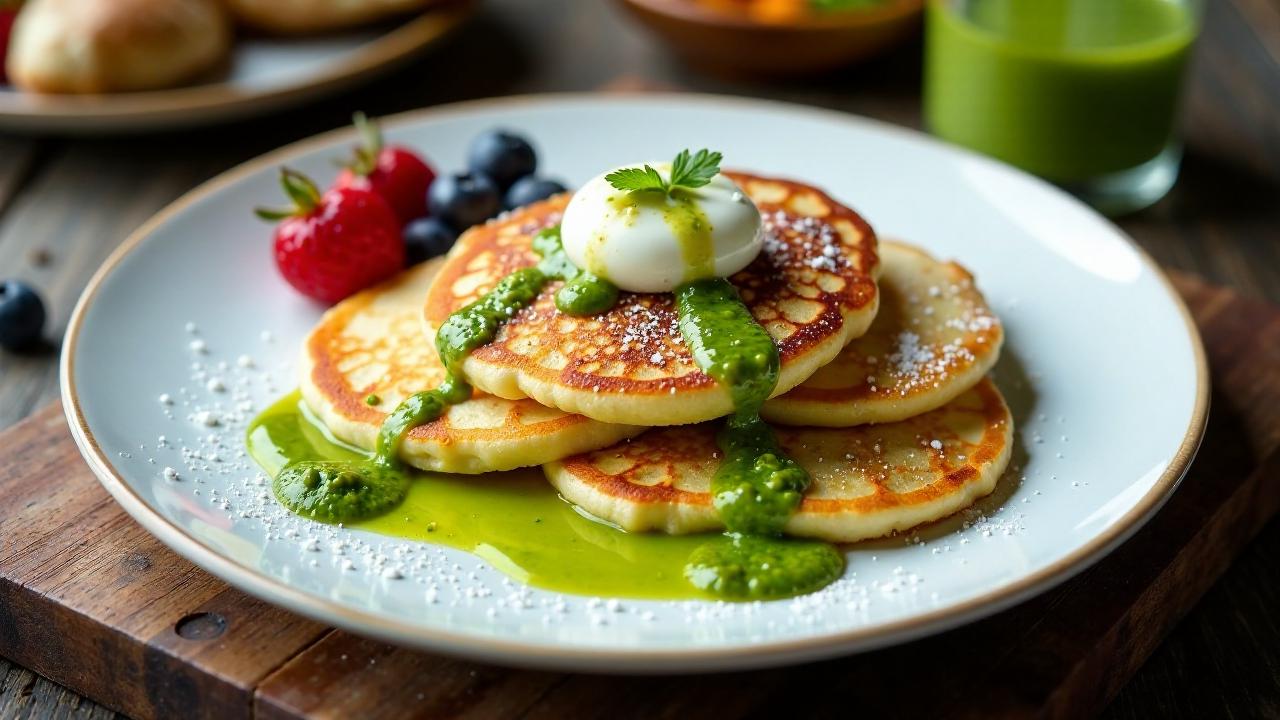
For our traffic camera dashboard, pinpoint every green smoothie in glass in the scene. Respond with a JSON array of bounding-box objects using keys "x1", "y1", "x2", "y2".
[{"x1": 924, "y1": 0, "x2": 1199, "y2": 213}]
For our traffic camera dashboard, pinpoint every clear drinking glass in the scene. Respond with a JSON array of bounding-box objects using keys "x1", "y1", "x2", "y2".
[{"x1": 923, "y1": 0, "x2": 1202, "y2": 216}]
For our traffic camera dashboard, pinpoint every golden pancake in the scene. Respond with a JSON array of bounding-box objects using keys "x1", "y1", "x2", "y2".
[
  {"x1": 544, "y1": 377, "x2": 1012, "y2": 542},
  {"x1": 423, "y1": 171, "x2": 881, "y2": 427},
  {"x1": 299, "y1": 258, "x2": 643, "y2": 474},
  {"x1": 763, "y1": 241, "x2": 1003, "y2": 426}
]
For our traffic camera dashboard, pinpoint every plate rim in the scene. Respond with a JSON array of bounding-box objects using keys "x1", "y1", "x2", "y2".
[
  {"x1": 59, "y1": 92, "x2": 1211, "y2": 672},
  {"x1": 0, "y1": 1, "x2": 474, "y2": 133}
]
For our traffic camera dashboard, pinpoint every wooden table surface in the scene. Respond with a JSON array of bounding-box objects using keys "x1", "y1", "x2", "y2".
[{"x1": 0, "y1": 0, "x2": 1277, "y2": 717}]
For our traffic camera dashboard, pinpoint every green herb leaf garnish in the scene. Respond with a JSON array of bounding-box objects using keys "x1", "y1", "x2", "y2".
[
  {"x1": 669, "y1": 148, "x2": 722, "y2": 191},
  {"x1": 604, "y1": 164, "x2": 668, "y2": 194},
  {"x1": 605, "y1": 148, "x2": 723, "y2": 197}
]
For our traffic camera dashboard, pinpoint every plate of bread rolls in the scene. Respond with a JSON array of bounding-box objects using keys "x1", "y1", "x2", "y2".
[{"x1": 0, "y1": 0, "x2": 474, "y2": 133}]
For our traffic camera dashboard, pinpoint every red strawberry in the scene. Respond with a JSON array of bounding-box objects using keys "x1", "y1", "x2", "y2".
[
  {"x1": 0, "y1": 5, "x2": 19, "y2": 85},
  {"x1": 256, "y1": 168, "x2": 404, "y2": 304},
  {"x1": 333, "y1": 112, "x2": 435, "y2": 225}
]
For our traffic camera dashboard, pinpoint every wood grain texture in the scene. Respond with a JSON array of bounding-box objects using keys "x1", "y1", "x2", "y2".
[
  {"x1": 0, "y1": 0, "x2": 1277, "y2": 716},
  {"x1": 0, "y1": 138, "x2": 42, "y2": 216},
  {"x1": 0, "y1": 142, "x2": 234, "y2": 430},
  {"x1": 255, "y1": 635, "x2": 562, "y2": 720},
  {"x1": 0, "y1": 275, "x2": 1274, "y2": 720},
  {"x1": 0, "y1": 409, "x2": 329, "y2": 720},
  {"x1": 0, "y1": 663, "x2": 118, "y2": 720}
]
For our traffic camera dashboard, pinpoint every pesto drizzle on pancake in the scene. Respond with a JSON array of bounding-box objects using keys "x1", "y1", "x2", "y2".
[
  {"x1": 674, "y1": 278, "x2": 843, "y2": 599},
  {"x1": 271, "y1": 225, "x2": 620, "y2": 523},
  {"x1": 533, "y1": 227, "x2": 620, "y2": 316}
]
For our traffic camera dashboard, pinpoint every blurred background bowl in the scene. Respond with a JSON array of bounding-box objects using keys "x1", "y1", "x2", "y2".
[{"x1": 617, "y1": 0, "x2": 924, "y2": 75}]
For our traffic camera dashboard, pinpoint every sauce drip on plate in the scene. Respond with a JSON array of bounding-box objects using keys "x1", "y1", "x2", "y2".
[{"x1": 675, "y1": 277, "x2": 843, "y2": 599}]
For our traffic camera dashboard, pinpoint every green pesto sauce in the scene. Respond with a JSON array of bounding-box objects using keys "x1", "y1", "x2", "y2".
[
  {"x1": 676, "y1": 278, "x2": 779, "y2": 413},
  {"x1": 674, "y1": 278, "x2": 843, "y2": 599},
  {"x1": 556, "y1": 273, "x2": 619, "y2": 316},
  {"x1": 674, "y1": 278, "x2": 808, "y2": 535},
  {"x1": 374, "y1": 375, "x2": 471, "y2": 465},
  {"x1": 532, "y1": 226, "x2": 620, "y2": 316},
  {"x1": 262, "y1": 394, "x2": 410, "y2": 523},
  {"x1": 711, "y1": 415, "x2": 810, "y2": 535},
  {"x1": 270, "y1": 269, "x2": 543, "y2": 523},
  {"x1": 434, "y1": 267, "x2": 547, "y2": 376},
  {"x1": 268, "y1": 225, "x2": 618, "y2": 525},
  {"x1": 685, "y1": 534, "x2": 844, "y2": 600},
  {"x1": 273, "y1": 460, "x2": 408, "y2": 523},
  {"x1": 607, "y1": 190, "x2": 715, "y2": 282},
  {"x1": 249, "y1": 393, "x2": 711, "y2": 599}
]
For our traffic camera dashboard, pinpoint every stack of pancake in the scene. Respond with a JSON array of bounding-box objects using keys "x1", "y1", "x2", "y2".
[{"x1": 300, "y1": 172, "x2": 1011, "y2": 543}]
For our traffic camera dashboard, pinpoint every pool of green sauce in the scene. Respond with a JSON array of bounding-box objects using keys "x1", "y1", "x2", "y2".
[
  {"x1": 685, "y1": 534, "x2": 844, "y2": 599},
  {"x1": 249, "y1": 393, "x2": 711, "y2": 599}
]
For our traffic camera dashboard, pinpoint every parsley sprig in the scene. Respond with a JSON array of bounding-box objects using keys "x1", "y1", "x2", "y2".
[{"x1": 605, "y1": 148, "x2": 723, "y2": 197}]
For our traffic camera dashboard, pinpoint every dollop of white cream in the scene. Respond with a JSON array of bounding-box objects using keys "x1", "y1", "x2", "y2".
[{"x1": 560, "y1": 164, "x2": 763, "y2": 294}]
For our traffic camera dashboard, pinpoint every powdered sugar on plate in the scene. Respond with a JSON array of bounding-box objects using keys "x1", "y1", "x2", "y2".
[{"x1": 113, "y1": 317, "x2": 1068, "y2": 643}]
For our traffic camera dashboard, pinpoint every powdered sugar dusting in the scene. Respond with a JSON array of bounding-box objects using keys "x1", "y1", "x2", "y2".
[
  {"x1": 881, "y1": 330, "x2": 977, "y2": 395},
  {"x1": 761, "y1": 209, "x2": 848, "y2": 274},
  {"x1": 856, "y1": 265, "x2": 1002, "y2": 398}
]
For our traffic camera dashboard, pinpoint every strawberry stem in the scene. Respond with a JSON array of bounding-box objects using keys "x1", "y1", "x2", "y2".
[
  {"x1": 281, "y1": 168, "x2": 321, "y2": 211},
  {"x1": 346, "y1": 112, "x2": 383, "y2": 177},
  {"x1": 254, "y1": 207, "x2": 295, "y2": 221},
  {"x1": 354, "y1": 112, "x2": 383, "y2": 156},
  {"x1": 254, "y1": 167, "x2": 322, "y2": 222}
]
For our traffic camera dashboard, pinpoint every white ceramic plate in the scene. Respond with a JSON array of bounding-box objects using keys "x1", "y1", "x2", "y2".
[
  {"x1": 62, "y1": 94, "x2": 1208, "y2": 673},
  {"x1": 0, "y1": 3, "x2": 472, "y2": 134}
]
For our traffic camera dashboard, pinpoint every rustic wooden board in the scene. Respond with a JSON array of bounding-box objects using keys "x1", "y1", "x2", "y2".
[{"x1": 0, "y1": 272, "x2": 1277, "y2": 720}]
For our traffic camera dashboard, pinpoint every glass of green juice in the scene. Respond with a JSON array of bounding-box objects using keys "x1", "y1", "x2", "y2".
[{"x1": 923, "y1": 0, "x2": 1201, "y2": 215}]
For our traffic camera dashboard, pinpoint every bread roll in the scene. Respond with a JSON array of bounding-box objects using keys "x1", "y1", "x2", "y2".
[
  {"x1": 225, "y1": 0, "x2": 434, "y2": 34},
  {"x1": 5, "y1": 0, "x2": 231, "y2": 93}
]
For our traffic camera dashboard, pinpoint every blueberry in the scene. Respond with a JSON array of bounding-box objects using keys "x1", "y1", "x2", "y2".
[
  {"x1": 0, "y1": 280, "x2": 45, "y2": 351},
  {"x1": 467, "y1": 130, "x2": 537, "y2": 190},
  {"x1": 403, "y1": 217, "x2": 457, "y2": 265},
  {"x1": 427, "y1": 172, "x2": 502, "y2": 231},
  {"x1": 504, "y1": 176, "x2": 568, "y2": 210}
]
